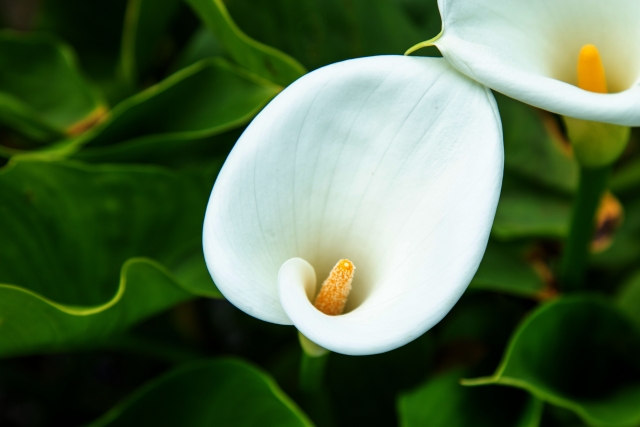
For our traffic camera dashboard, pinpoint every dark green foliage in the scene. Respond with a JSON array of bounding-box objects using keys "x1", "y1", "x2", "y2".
[
  {"x1": 88, "y1": 360, "x2": 313, "y2": 427},
  {"x1": 0, "y1": 0, "x2": 639, "y2": 426},
  {"x1": 0, "y1": 32, "x2": 104, "y2": 141},
  {"x1": 464, "y1": 297, "x2": 640, "y2": 427}
]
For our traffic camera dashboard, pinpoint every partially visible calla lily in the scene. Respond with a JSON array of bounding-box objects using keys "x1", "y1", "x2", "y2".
[
  {"x1": 409, "y1": 0, "x2": 640, "y2": 126},
  {"x1": 203, "y1": 56, "x2": 503, "y2": 355}
]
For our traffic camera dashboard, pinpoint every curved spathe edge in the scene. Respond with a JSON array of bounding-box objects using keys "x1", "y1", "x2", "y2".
[
  {"x1": 433, "y1": 36, "x2": 640, "y2": 126},
  {"x1": 278, "y1": 249, "x2": 493, "y2": 356}
]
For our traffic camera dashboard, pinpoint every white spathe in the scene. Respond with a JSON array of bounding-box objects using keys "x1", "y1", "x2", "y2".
[
  {"x1": 431, "y1": 0, "x2": 640, "y2": 126},
  {"x1": 203, "y1": 56, "x2": 503, "y2": 355}
]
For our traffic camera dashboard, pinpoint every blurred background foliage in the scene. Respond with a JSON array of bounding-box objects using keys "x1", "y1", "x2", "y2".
[{"x1": 0, "y1": 0, "x2": 639, "y2": 426}]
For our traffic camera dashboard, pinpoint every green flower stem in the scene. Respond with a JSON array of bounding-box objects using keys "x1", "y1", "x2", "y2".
[
  {"x1": 297, "y1": 333, "x2": 335, "y2": 425},
  {"x1": 299, "y1": 350, "x2": 329, "y2": 392},
  {"x1": 560, "y1": 164, "x2": 611, "y2": 290},
  {"x1": 298, "y1": 332, "x2": 329, "y2": 392}
]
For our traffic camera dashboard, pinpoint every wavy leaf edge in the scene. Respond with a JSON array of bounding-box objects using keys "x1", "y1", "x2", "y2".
[{"x1": 461, "y1": 295, "x2": 640, "y2": 427}]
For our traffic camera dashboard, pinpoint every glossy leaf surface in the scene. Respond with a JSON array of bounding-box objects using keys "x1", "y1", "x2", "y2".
[
  {"x1": 399, "y1": 369, "x2": 542, "y2": 427},
  {"x1": 0, "y1": 32, "x2": 105, "y2": 141},
  {"x1": 185, "y1": 0, "x2": 306, "y2": 86},
  {"x1": 497, "y1": 93, "x2": 578, "y2": 194},
  {"x1": 35, "y1": 0, "x2": 127, "y2": 85},
  {"x1": 592, "y1": 198, "x2": 640, "y2": 271},
  {"x1": 59, "y1": 58, "x2": 279, "y2": 164},
  {"x1": 493, "y1": 175, "x2": 571, "y2": 239},
  {"x1": 0, "y1": 160, "x2": 220, "y2": 358},
  {"x1": 470, "y1": 241, "x2": 548, "y2": 299},
  {"x1": 617, "y1": 270, "x2": 640, "y2": 330},
  {"x1": 88, "y1": 359, "x2": 313, "y2": 427},
  {"x1": 464, "y1": 297, "x2": 640, "y2": 427},
  {"x1": 120, "y1": 0, "x2": 182, "y2": 84},
  {"x1": 225, "y1": 0, "x2": 438, "y2": 70}
]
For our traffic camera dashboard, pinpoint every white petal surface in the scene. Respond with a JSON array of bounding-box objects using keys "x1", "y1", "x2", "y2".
[
  {"x1": 203, "y1": 56, "x2": 503, "y2": 355},
  {"x1": 435, "y1": 0, "x2": 640, "y2": 125}
]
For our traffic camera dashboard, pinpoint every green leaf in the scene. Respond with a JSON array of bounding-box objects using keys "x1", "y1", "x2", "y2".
[
  {"x1": 0, "y1": 31, "x2": 105, "y2": 141},
  {"x1": 592, "y1": 198, "x2": 640, "y2": 271},
  {"x1": 223, "y1": 0, "x2": 436, "y2": 71},
  {"x1": 493, "y1": 174, "x2": 571, "y2": 239},
  {"x1": 87, "y1": 359, "x2": 314, "y2": 427},
  {"x1": 611, "y1": 156, "x2": 640, "y2": 196},
  {"x1": 517, "y1": 398, "x2": 546, "y2": 427},
  {"x1": 92, "y1": 58, "x2": 272, "y2": 138},
  {"x1": 392, "y1": 293, "x2": 526, "y2": 427},
  {"x1": 463, "y1": 296, "x2": 640, "y2": 427},
  {"x1": 617, "y1": 270, "x2": 640, "y2": 330},
  {"x1": 327, "y1": 334, "x2": 435, "y2": 426},
  {"x1": 489, "y1": 96, "x2": 580, "y2": 241},
  {"x1": 435, "y1": 292, "x2": 529, "y2": 375},
  {"x1": 398, "y1": 369, "x2": 542, "y2": 427},
  {"x1": 34, "y1": 0, "x2": 130, "y2": 103},
  {"x1": 74, "y1": 130, "x2": 242, "y2": 168},
  {"x1": 120, "y1": 0, "x2": 182, "y2": 85},
  {"x1": 35, "y1": 0, "x2": 127, "y2": 67},
  {"x1": 25, "y1": 58, "x2": 279, "y2": 164},
  {"x1": 184, "y1": 0, "x2": 306, "y2": 86},
  {"x1": 171, "y1": 26, "x2": 225, "y2": 72},
  {"x1": 0, "y1": 160, "x2": 221, "y2": 358},
  {"x1": 496, "y1": 93, "x2": 578, "y2": 194},
  {"x1": 392, "y1": 0, "x2": 445, "y2": 41},
  {"x1": 0, "y1": 259, "x2": 193, "y2": 358},
  {"x1": 470, "y1": 241, "x2": 548, "y2": 299}
]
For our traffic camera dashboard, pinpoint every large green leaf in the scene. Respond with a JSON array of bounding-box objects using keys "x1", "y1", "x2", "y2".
[
  {"x1": 398, "y1": 294, "x2": 542, "y2": 427},
  {"x1": 0, "y1": 259, "x2": 193, "y2": 358},
  {"x1": 470, "y1": 240, "x2": 548, "y2": 299},
  {"x1": 88, "y1": 359, "x2": 313, "y2": 427},
  {"x1": 119, "y1": 0, "x2": 182, "y2": 85},
  {"x1": 326, "y1": 334, "x2": 435, "y2": 426},
  {"x1": 609, "y1": 128, "x2": 640, "y2": 196},
  {"x1": 398, "y1": 369, "x2": 543, "y2": 427},
  {"x1": 434, "y1": 292, "x2": 530, "y2": 376},
  {"x1": 493, "y1": 174, "x2": 571, "y2": 240},
  {"x1": 392, "y1": 0, "x2": 444, "y2": 41},
  {"x1": 35, "y1": 0, "x2": 127, "y2": 70},
  {"x1": 22, "y1": 58, "x2": 278, "y2": 164},
  {"x1": 386, "y1": 293, "x2": 527, "y2": 427},
  {"x1": 0, "y1": 160, "x2": 220, "y2": 358},
  {"x1": 223, "y1": 0, "x2": 436, "y2": 71},
  {"x1": 490, "y1": 94, "x2": 581, "y2": 241},
  {"x1": 74, "y1": 129, "x2": 243, "y2": 168},
  {"x1": 34, "y1": 0, "x2": 130, "y2": 103},
  {"x1": 497, "y1": 93, "x2": 578, "y2": 194},
  {"x1": 171, "y1": 26, "x2": 225, "y2": 72},
  {"x1": 611, "y1": 157, "x2": 640, "y2": 196},
  {"x1": 184, "y1": 0, "x2": 306, "y2": 86},
  {"x1": 0, "y1": 31, "x2": 105, "y2": 142},
  {"x1": 463, "y1": 296, "x2": 640, "y2": 427},
  {"x1": 592, "y1": 198, "x2": 640, "y2": 271},
  {"x1": 617, "y1": 270, "x2": 640, "y2": 330}
]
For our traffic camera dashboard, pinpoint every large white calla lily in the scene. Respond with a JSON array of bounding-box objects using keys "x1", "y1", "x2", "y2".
[
  {"x1": 203, "y1": 56, "x2": 503, "y2": 355},
  {"x1": 415, "y1": 0, "x2": 640, "y2": 126}
]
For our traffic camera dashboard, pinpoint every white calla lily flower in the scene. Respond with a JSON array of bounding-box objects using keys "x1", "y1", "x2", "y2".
[
  {"x1": 203, "y1": 56, "x2": 503, "y2": 355},
  {"x1": 414, "y1": 0, "x2": 640, "y2": 126}
]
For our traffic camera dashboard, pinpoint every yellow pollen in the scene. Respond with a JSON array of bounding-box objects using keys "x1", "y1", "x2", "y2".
[
  {"x1": 577, "y1": 44, "x2": 607, "y2": 93},
  {"x1": 313, "y1": 259, "x2": 355, "y2": 316}
]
